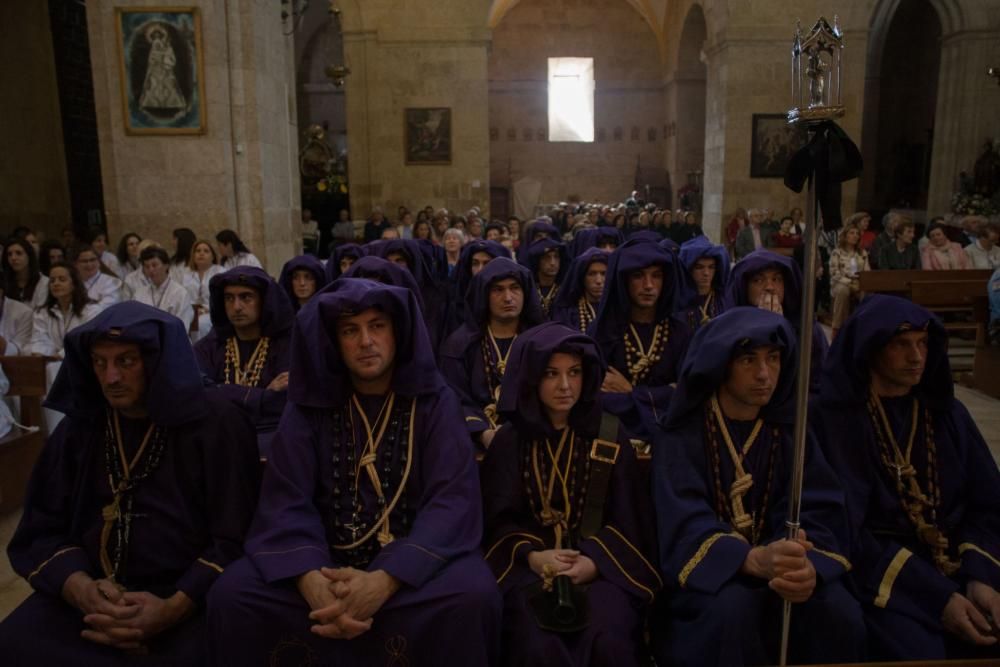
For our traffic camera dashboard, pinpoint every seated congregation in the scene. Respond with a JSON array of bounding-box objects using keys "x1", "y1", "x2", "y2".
[{"x1": 0, "y1": 218, "x2": 998, "y2": 667}]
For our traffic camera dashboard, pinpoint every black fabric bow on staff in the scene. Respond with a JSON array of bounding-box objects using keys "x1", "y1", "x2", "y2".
[{"x1": 784, "y1": 120, "x2": 863, "y2": 230}]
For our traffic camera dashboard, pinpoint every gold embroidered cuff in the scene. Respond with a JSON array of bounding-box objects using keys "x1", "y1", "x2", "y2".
[
  {"x1": 958, "y1": 542, "x2": 1000, "y2": 570},
  {"x1": 874, "y1": 548, "x2": 913, "y2": 608},
  {"x1": 678, "y1": 532, "x2": 746, "y2": 588}
]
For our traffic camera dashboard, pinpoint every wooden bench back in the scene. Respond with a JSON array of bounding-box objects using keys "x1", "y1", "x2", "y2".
[
  {"x1": 0, "y1": 355, "x2": 50, "y2": 512},
  {"x1": 910, "y1": 280, "x2": 988, "y2": 307},
  {"x1": 859, "y1": 269, "x2": 992, "y2": 294}
]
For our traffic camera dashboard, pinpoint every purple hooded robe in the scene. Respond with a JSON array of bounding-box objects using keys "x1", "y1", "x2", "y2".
[
  {"x1": 442, "y1": 239, "x2": 512, "y2": 339},
  {"x1": 724, "y1": 249, "x2": 828, "y2": 395},
  {"x1": 440, "y1": 258, "x2": 544, "y2": 442},
  {"x1": 815, "y1": 295, "x2": 1000, "y2": 661},
  {"x1": 481, "y1": 322, "x2": 660, "y2": 666},
  {"x1": 205, "y1": 279, "x2": 501, "y2": 666},
  {"x1": 551, "y1": 247, "x2": 610, "y2": 333},
  {"x1": 193, "y1": 266, "x2": 293, "y2": 458},
  {"x1": 677, "y1": 235, "x2": 730, "y2": 332},
  {"x1": 588, "y1": 239, "x2": 691, "y2": 443},
  {"x1": 525, "y1": 237, "x2": 570, "y2": 320},
  {"x1": 278, "y1": 255, "x2": 328, "y2": 312},
  {"x1": 650, "y1": 307, "x2": 863, "y2": 666},
  {"x1": 0, "y1": 302, "x2": 260, "y2": 666}
]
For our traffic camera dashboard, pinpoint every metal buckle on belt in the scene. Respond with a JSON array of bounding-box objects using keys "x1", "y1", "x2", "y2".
[{"x1": 589, "y1": 439, "x2": 620, "y2": 465}]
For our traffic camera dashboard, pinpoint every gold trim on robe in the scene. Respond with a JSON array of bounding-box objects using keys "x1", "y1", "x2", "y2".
[
  {"x1": 874, "y1": 548, "x2": 913, "y2": 608},
  {"x1": 197, "y1": 557, "x2": 224, "y2": 573},
  {"x1": 605, "y1": 525, "x2": 663, "y2": 587},
  {"x1": 585, "y1": 535, "x2": 656, "y2": 601},
  {"x1": 678, "y1": 532, "x2": 746, "y2": 588},
  {"x1": 27, "y1": 546, "x2": 83, "y2": 582},
  {"x1": 958, "y1": 542, "x2": 1000, "y2": 570},
  {"x1": 811, "y1": 547, "x2": 853, "y2": 572},
  {"x1": 496, "y1": 540, "x2": 533, "y2": 584}
]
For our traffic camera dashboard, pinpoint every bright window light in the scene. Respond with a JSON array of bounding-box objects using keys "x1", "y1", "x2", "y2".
[{"x1": 548, "y1": 57, "x2": 594, "y2": 142}]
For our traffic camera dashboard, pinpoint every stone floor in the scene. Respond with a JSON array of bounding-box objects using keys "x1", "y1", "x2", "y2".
[{"x1": 1, "y1": 385, "x2": 999, "y2": 623}]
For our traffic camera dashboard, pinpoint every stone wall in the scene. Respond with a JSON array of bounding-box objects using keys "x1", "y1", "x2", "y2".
[
  {"x1": 340, "y1": 0, "x2": 492, "y2": 218},
  {"x1": 488, "y1": 0, "x2": 666, "y2": 209},
  {"x1": 0, "y1": 1, "x2": 72, "y2": 238},
  {"x1": 86, "y1": 0, "x2": 299, "y2": 272}
]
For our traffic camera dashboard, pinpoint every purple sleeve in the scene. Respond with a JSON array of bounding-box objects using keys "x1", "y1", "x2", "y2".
[
  {"x1": 7, "y1": 422, "x2": 98, "y2": 597},
  {"x1": 174, "y1": 402, "x2": 261, "y2": 602},
  {"x1": 440, "y1": 334, "x2": 489, "y2": 435},
  {"x1": 245, "y1": 404, "x2": 334, "y2": 582},
  {"x1": 369, "y1": 389, "x2": 483, "y2": 588},
  {"x1": 480, "y1": 425, "x2": 548, "y2": 591},
  {"x1": 651, "y1": 423, "x2": 751, "y2": 594},
  {"x1": 951, "y1": 403, "x2": 1000, "y2": 590}
]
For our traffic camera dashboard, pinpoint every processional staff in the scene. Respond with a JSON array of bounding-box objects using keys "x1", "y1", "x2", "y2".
[{"x1": 780, "y1": 15, "x2": 862, "y2": 666}]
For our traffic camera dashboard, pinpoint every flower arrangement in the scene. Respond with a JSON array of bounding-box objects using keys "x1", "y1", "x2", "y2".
[{"x1": 951, "y1": 190, "x2": 997, "y2": 216}]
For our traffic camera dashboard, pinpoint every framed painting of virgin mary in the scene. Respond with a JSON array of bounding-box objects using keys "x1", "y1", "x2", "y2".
[{"x1": 115, "y1": 7, "x2": 207, "y2": 135}]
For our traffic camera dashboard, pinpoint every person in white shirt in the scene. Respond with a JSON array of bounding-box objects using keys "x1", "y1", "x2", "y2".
[
  {"x1": 181, "y1": 239, "x2": 224, "y2": 342},
  {"x1": 121, "y1": 239, "x2": 158, "y2": 300},
  {"x1": 115, "y1": 232, "x2": 143, "y2": 280},
  {"x1": 171, "y1": 227, "x2": 197, "y2": 283},
  {"x1": 74, "y1": 245, "x2": 122, "y2": 310},
  {"x1": 965, "y1": 220, "x2": 1000, "y2": 270},
  {"x1": 27, "y1": 261, "x2": 101, "y2": 432},
  {"x1": 88, "y1": 228, "x2": 122, "y2": 278},
  {"x1": 216, "y1": 229, "x2": 263, "y2": 269},
  {"x1": 3, "y1": 238, "x2": 49, "y2": 310},
  {"x1": 0, "y1": 284, "x2": 33, "y2": 355},
  {"x1": 131, "y1": 246, "x2": 194, "y2": 331}
]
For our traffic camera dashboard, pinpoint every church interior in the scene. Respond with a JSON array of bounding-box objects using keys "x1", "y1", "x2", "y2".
[{"x1": 2, "y1": 0, "x2": 1000, "y2": 657}]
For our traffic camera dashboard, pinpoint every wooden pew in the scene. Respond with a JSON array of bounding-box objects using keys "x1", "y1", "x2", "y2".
[
  {"x1": 859, "y1": 270, "x2": 991, "y2": 342},
  {"x1": 0, "y1": 356, "x2": 49, "y2": 514}
]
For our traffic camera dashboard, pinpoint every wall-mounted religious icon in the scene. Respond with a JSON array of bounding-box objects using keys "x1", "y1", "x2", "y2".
[
  {"x1": 404, "y1": 108, "x2": 452, "y2": 164},
  {"x1": 116, "y1": 8, "x2": 206, "y2": 135}
]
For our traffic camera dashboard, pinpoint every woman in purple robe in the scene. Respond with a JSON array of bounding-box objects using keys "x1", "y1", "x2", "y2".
[
  {"x1": 651, "y1": 307, "x2": 863, "y2": 666},
  {"x1": 440, "y1": 258, "x2": 544, "y2": 448},
  {"x1": 526, "y1": 237, "x2": 569, "y2": 319},
  {"x1": 0, "y1": 302, "x2": 260, "y2": 666},
  {"x1": 678, "y1": 235, "x2": 730, "y2": 332},
  {"x1": 442, "y1": 239, "x2": 512, "y2": 338},
  {"x1": 568, "y1": 227, "x2": 622, "y2": 258},
  {"x1": 589, "y1": 238, "x2": 691, "y2": 443},
  {"x1": 481, "y1": 322, "x2": 660, "y2": 666},
  {"x1": 206, "y1": 279, "x2": 501, "y2": 666},
  {"x1": 278, "y1": 254, "x2": 327, "y2": 311},
  {"x1": 724, "y1": 248, "x2": 828, "y2": 394},
  {"x1": 194, "y1": 266, "x2": 293, "y2": 458},
  {"x1": 551, "y1": 247, "x2": 610, "y2": 333},
  {"x1": 815, "y1": 295, "x2": 1000, "y2": 661}
]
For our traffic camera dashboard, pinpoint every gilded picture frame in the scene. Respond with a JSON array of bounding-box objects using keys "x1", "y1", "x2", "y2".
[{"x1": 115, "y1": 7, "x2": 207, "y2": 135}]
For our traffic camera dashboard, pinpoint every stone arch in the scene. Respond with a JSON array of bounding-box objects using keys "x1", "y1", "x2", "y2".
[
  {"x1": 858, "y1": 0, "x2": 943, "y2": 212},
  {"x1": 861, "y1": 0, "x2": 1000, "y2": 216},
  {"x1": 487, "y1": 0, "x2": 665, "y2": 53},
  {"x1": 672, "y1": 3, "x2": 707, "y2": 211}
]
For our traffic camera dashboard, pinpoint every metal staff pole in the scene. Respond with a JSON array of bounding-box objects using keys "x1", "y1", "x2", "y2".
[
  {"x1": 779, "y1": 16, "x2": 847, "y2": 666},
  {"x1": 778, "y1": 154, "x2": 818, "y2": 667}
]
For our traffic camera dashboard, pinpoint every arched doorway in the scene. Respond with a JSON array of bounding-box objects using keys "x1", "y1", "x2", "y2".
[
  {"x1": 294, "y1": 2, "x2": 349, "y2": 256},
  {"x1": 859, "y1": 0, "x2": 942, "y2": 215},
  {"x1": 672, "y1": 4, "x2": 707, "y2": 212}
]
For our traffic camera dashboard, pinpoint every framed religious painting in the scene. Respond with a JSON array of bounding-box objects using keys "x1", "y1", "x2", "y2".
[
  {"x1": 115, "y1": 7, "x2": 207, "y2": 135},
  {"x1": 750, "y1": 114, "x2": 804, "y2": 178},
  {"x1": 404, "y1": 108, "x2": 452, "y2": 165}
]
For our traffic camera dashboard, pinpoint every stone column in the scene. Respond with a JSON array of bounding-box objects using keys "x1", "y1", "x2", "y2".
[
  {"x1": 87, "y1": 0, "x2": 299, "y2": 273},
  {"x1": 927, "y1": 28, "x2": 1000, "y2": 216}
]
